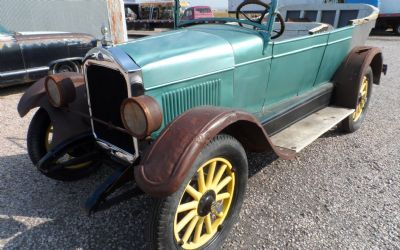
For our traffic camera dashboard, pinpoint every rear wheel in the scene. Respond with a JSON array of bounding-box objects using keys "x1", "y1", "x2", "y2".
[
  {"x1": 27, "y1": 108, "x2": 99, "y2": 181},
  {"x1": 150, "y1": 134, "x2": 248, "y2": 249},
  {"x1": 340, "y1": 67, "x2": 373, "y2": 133}
]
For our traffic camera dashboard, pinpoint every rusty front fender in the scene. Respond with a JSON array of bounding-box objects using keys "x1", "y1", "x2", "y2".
[
  {"x1": 332, "y1": 46, "x2": 383, "y2": 109},
  {"x1": 135, "y1": 107, "x2": 296, "y2": 198},
  {"x1": 18, "y1": 73, "x2": 92, "y2": 147}
]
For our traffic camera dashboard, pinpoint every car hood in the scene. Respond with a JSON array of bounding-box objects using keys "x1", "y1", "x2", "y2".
[{"x1": 117, "y1": 25, "x2": 265, "y2": 90}]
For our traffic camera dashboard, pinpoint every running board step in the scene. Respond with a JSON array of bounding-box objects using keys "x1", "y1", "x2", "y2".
[{"x1": 271, "y1": 106, "x2": 354, "y2": 153}]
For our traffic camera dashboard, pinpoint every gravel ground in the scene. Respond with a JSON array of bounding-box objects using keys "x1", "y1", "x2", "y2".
[{"x1": 0, "y1": 37, "x2": 399, "y2": 249}]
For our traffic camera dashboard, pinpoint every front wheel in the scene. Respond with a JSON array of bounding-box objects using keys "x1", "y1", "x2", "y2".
[
  {"x1": 150, "y1": 134, "x2": 248, "y2": 250},
  {"x1": 27, "y1": 108, "x2": 99, "y2": 181},
  {"x1": 340, "y1": 67, "x2": 373, "y2": 133}
]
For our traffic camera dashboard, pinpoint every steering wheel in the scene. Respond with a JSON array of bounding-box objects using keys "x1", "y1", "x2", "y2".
[{"x1": 236, "y1": 0, "x2": 285, "y2": 39}]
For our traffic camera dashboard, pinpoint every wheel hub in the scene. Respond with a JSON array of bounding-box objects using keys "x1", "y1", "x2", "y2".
[{"x1": 197, "y1": 190, "x2": 216, "y2": 216}]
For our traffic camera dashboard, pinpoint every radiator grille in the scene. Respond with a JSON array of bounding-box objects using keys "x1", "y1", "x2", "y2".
[
  {"x1": 161, "y1": 79, "x2": 221, "y2": 124},
  {"x1": 86, "y1": 65, "x2": 135, "y2": 154}
]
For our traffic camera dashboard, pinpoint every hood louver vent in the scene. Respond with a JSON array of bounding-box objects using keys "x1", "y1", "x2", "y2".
[{"x1": 162, "y1": 79, "x2": 221, "y2": 125}]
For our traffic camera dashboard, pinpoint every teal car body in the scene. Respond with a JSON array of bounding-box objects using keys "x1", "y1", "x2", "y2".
[
  {"x1": 18, "y1": 1, "x2": 384, "y2": 247},
  {"x1": 73, "y1": 0, "x2": 381, "y2": 158},
  {"x1": 111, "y1": 2, "x2": 372, "y2": 134}
]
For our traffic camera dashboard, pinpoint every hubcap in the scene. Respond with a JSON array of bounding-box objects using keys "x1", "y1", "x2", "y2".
[
  {"x1": 197, "y1": 190, "x2": 216, "y2": 217},
  {"x1": 174, "y1": 157, "x2": 235, "y2": 249},
  {"x1": 352, "y1": 76, "x2": 369, "y2": 122}
]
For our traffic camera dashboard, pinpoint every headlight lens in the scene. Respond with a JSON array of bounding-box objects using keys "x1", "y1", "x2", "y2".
[
  {"x1": 45, "y1": 78, "x2": 61, "y2": 107},
  {"x1": 121, "y1": 96, "x2": 163, "y2": 139},
  {"x1": 44, "y1": 74, "x2": 77, "y2": 108}
]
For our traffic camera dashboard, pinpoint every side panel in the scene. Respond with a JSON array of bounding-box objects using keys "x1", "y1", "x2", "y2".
[
  {"x1": 16, "y1": 35, "x2": 69, "y2": 69},
  {"x1": 145, "y1": 70, "x2": 234, "y2": 134},
  {"x1": 187, "y1": 25, "x2": 271, "y2": 114},
  {"x1": 0, "y1": 34, "x2": 26, "y2": 85},
  {"x1": 314, "y1": 27, "x2": 353, "y2": 86},
  {"x1": 233, "y1": 59, "x2": 271, "y2": 114},
  {"x1": 265, "y1": 33, "x2": 329, "y2": 106}
]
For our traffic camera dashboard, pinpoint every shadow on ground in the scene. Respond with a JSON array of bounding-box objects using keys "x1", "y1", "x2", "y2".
[
  {"x1": 0, "y1": 84, "x2": 30, "y2": 97},
  {"x1": 0, "y1": 147, "x2": 283, "y2": 249}
]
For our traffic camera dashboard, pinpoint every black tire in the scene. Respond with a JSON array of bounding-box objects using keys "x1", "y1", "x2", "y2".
[
  {"x1": 340, "y1": 67, "x2": 373, "y2": 133},
  {"x1": 149, "y1": 134, "x2": 248, "y2": 250},
  {"x1": 27, "y1": 108, "x2": 99, "y2": 181}
]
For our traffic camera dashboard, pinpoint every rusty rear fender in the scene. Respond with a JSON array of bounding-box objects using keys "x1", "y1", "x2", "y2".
[
  {"x1": 17, "y1": 73, "x2": 92, "y2": 147},
  {"x1": 332, "y1": 46, "x2": 383, "y2": 109},
  {"x1": 135, "y1": 107, "x2": 296, "y2": 198}
]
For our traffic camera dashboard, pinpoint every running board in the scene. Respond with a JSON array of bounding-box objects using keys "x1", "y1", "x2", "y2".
[{"x1": 270, "y1": 106, "x2": 354, "y2": 153}]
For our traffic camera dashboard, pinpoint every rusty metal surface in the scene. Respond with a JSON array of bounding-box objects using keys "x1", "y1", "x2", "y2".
[
  {"x1": 107, "y1": 0, "x2": 128, "y2": 44},
  {"x1": 135, "y1": 106, "x2": 296, "y2": 198},
  {"x1": 333, "y1": 46, "x2": 383, "y2": 109},
  {"x1": 17, "y1": 73, "x2": 92, "y2": 147}
]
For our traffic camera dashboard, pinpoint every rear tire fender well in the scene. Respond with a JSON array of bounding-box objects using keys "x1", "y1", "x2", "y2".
[
  {"x1": 134, "y1": 107, "x2": 296, "y2": 198},
  {"x1": 332, "y1": 46, "x2": 383, "y2": 109}
]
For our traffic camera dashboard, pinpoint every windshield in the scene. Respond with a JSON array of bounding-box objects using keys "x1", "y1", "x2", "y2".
[
  {"x1": 125, "y1": 0, "x2": 276, "y2": 36},
  {"x1": 177, "y1": 0, "x2": 276, "y2": 29}
]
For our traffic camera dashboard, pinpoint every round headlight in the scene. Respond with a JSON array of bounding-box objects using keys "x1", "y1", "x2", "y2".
[
  {"x1": 121, "y1": 96, "x2": 163, "y2": 139},
  {"x1": 45, "y1": 78, "x2": 61, "y2": 107},
  {"x1": 44, "y1": 74, "x2": 77, "y2": 108}
]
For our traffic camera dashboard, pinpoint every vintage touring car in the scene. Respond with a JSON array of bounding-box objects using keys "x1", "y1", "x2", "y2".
[{"x1": 18, "y1": 0, "x2": 384, "y2": 248}]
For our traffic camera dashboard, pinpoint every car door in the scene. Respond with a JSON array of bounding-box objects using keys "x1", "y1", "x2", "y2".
[
  {"x1": 0, "y1": 32, "x2": 26, "y2": 85},
  {"x1": 264, "y1": 33, "x2": 329, "y2": 106}
]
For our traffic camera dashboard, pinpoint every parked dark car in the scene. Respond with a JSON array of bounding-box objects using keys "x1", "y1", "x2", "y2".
[{"x1": 0, "y1": 24, "x2": 97, "y2": 87}]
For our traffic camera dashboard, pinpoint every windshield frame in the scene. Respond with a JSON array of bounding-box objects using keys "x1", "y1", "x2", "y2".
[{"x1": 174, "y1": 0, "x2": 278, "y2": 39}]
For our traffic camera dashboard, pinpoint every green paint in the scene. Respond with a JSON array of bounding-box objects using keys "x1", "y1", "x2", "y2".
[{"x1": 117, "y1": 17, "x2": 358, "y2": 135}]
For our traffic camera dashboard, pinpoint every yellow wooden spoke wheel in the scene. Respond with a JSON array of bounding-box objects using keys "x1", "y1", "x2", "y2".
[
  {"x1": 340, "y1": 67, "x2": 373, "y2": 133},
  {"x1": 151, "y1": 134, "x2": 248, "y2": 250},
  {"x1": 352, "y1": 75, "x2": 369, "y2": 122},
  {"x1": 174, "y1": 157, "x2": 235, "y2": 249}
]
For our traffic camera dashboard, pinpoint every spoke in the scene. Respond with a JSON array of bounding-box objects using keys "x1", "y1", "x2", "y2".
[
  {"x1": 197, "y1": 168, "x2": 206, "y2": 193},
  {"x1": 212, "y1": 164, "x2": 227, "y2": 188},
  {"x1": 176, "y1": 210, "x2": 197, "y2": 233},
  {"x1": 215, "y1": 176, "x2": 232, "y2": 194},
  {"x1": 193, "y1": 217, "x2": 205, "y2": 243},
  {"x1": 206, "y1": 161, "x2": 216, "y2": 188},
  {"x1": 216, "y1": 192, "x2": 231, "y2": 201},
  {"x1": 205, "y1": 214, "x2": 213, "y2": 234},
  {"x1": 240, "y1": 11, "x2": 253, "y2": 22},
  {"x1": 177, "y1": 201, "x2": 198, "y2": 213},
  {"x1": 186, "y1": 185, "x2": 202, "y2": 201},
  {"x1": 182, "y1": 216, "x2": 199, "y2": 243}
]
